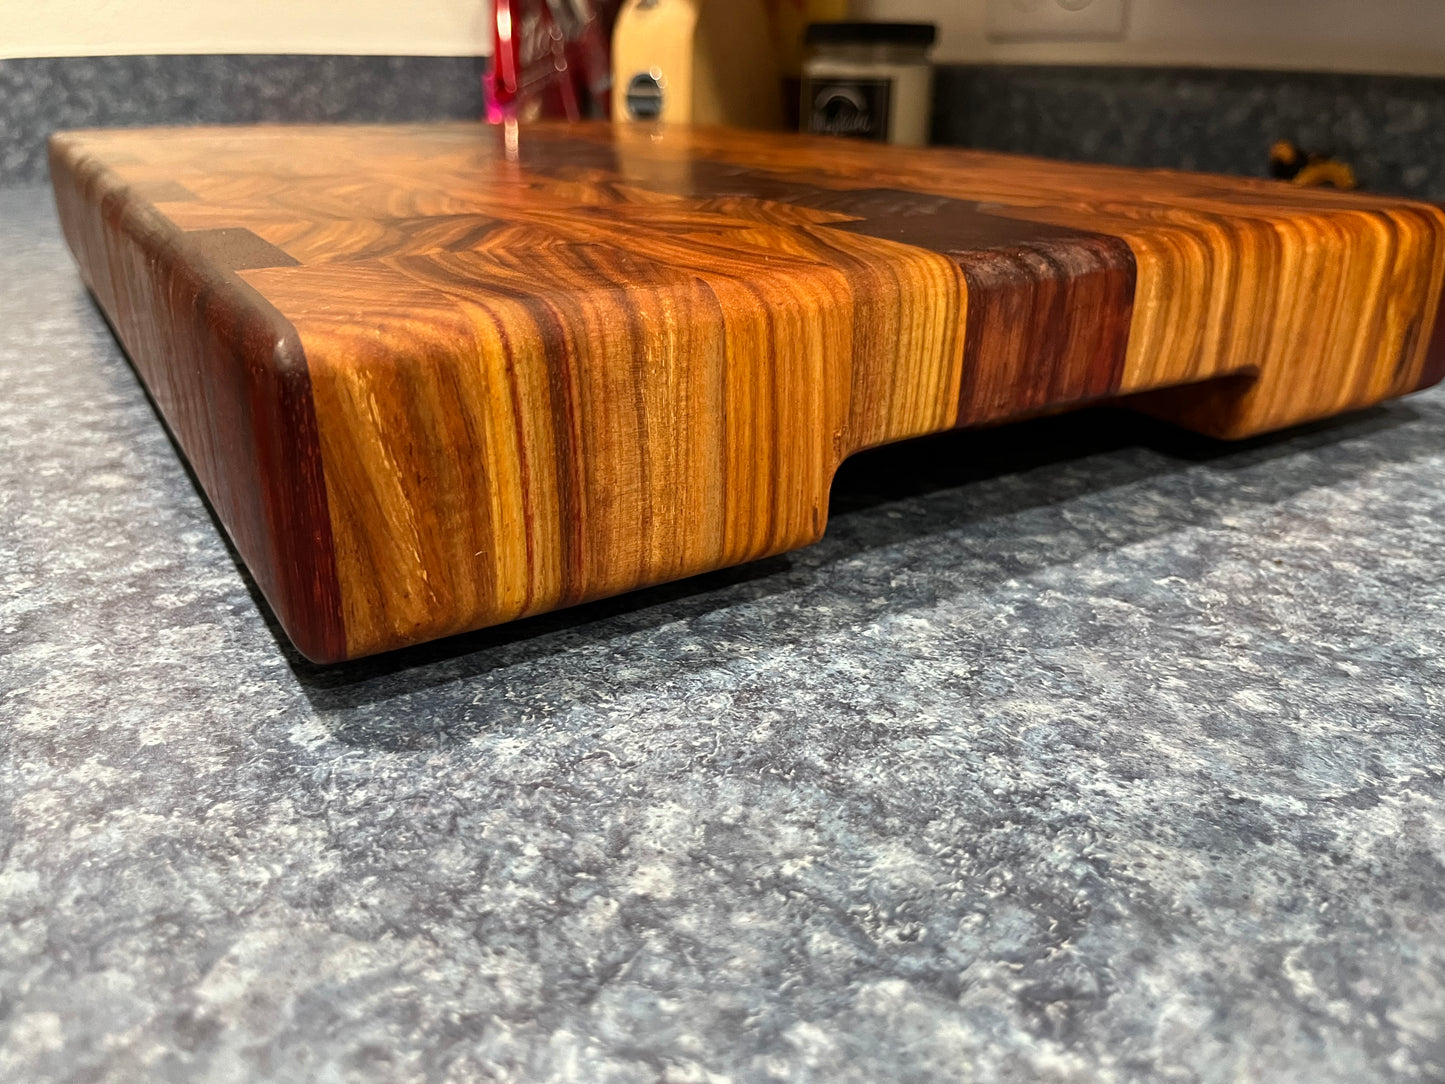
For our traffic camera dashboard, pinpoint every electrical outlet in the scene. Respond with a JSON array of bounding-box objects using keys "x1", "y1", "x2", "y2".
[{"x1": 986, "y1": 0, "x2": 1127, "y2": 41}]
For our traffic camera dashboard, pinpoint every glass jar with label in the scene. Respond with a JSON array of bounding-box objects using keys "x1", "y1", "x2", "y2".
[{"x1": 801, "y1": 22, "x2": 937, "y2": 146}]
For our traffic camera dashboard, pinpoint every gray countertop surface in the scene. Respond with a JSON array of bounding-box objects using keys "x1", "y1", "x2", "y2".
[{"x1": 3, "y1": 182, "x2": 1445, "y2": 1083}]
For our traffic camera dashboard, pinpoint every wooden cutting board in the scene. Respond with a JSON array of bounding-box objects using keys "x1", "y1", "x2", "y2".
[{"x1": 50, "y1": 122, "x2": 1445, "y2": 662}]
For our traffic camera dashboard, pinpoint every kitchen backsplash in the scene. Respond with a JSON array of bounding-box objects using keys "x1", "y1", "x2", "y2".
[
  {"x1": 3, "y1": 54, "x2": 1445, "y2": 200},
  {"x1": 0, "y1": 55, "x2": 486, "y2": 187},
  {"x1": 934, "y1": 64, "x2": 1445, "y2": 200}
]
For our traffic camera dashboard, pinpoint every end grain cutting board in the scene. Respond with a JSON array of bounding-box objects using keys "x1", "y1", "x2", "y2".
[{"x1": 49, "y1": 122, "x2": 1445, "y2": 662}]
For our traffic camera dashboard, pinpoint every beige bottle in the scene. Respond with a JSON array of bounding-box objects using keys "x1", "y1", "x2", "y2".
[{"x1": 612, "y1": 0, "x2": 784, "y2": 129}]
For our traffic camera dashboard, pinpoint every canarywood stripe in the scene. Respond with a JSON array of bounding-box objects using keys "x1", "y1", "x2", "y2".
[{"x1": 245, "y1": 234, "x2": 855, "y2": 658}]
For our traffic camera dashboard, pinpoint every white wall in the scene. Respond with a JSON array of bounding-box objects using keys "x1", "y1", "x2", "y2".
[
  {"x1": 855, "y1": 0, "x2": 1445, "y2": 77},
  {"x1": 5, "y1": 0, "x2": 1444, "y2": 75},
  {"x1": 0, "y1": 0, "x2": 494, "y2": 60}
]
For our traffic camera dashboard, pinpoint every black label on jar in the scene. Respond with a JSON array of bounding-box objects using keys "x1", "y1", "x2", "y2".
[
  {"x1": 802, "y1": 77, "x2": 892, "y2": 142},
  {"x1": 625, "y1": 72, "x2": 664, "y2": 120}
]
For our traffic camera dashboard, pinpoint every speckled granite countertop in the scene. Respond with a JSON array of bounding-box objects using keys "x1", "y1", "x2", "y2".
[{"x1": 3, "y1": 181, "x2": 1445, "y2": 1083}]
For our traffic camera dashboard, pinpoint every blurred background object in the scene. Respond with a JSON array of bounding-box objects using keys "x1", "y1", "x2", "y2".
[
  {"x1": 766, "y1": 0, "x2": 852, "y2": 127},
  {"x1": 612, "y1": 0, "x2": 783, "y2": 128},
  {"x1": 485, "y1": 0, "x2": 621, "y2": 121},
  {"x1": 1269, "y1": 139, "x2": 1358, "y2": 190},
  {"x1": 801, "y1": 21, "x2": 936, "y2": 144}
]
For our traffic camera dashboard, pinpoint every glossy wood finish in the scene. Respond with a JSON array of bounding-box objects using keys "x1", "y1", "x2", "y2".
[{"x1": 49, "y1": 122, "x2": 1445, "y2": 661}]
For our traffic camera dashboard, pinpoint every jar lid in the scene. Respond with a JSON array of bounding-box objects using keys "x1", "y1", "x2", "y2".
[{"x1": 804, "y1": 21, "x2": 938, "y2": 48}]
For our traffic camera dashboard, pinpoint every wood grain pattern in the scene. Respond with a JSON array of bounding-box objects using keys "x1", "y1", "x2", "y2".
[{"x1": 48, "y1": 121, "x2": 1445, "y2": 662}]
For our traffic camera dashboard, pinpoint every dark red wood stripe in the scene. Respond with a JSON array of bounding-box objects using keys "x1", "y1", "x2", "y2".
[{"x1": 49, "y1": 140, "x2": 347, "y2": 663}]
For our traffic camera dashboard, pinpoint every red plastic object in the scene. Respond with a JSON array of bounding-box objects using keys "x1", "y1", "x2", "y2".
[{"x1": 486, "y1": 0, "x2": 619, "y2": 123}]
